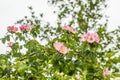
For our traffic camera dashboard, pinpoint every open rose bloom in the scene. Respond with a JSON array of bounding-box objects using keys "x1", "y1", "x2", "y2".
[
  {"x1": 80, "y1": 32, "x2": 100, "y2": 43},
  {"x1": 19, "y1": 24, "x2": 33, "y2": 32},
  {"x1": 7, "y1": 26, "x2": 18, "y2": 33},
  {"x1": 19, "y1": 25, "x2": 26, "y2": 32},
  {"x1": 62, "y1": 25, "x2": 76, "y2": 34},
  {"x1": 103, "y1": 68, "x2": 109, "y2": 79},
  {"x1": 54, "y1": 42, "x2": 70, "y2": 54}
]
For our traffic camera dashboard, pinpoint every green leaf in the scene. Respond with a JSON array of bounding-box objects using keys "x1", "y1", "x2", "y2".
[
  {"x1": 15, "y1": 61, "x2": 28, "y2": 73},
  {"x1": 105, "y1": 52, "x2": 117, "y2": 58},
  {"x1": 6, "y1": 35, "x2": 10, "y2": 41}
]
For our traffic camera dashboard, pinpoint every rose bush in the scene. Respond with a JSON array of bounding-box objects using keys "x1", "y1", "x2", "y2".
[{"x1": 0, "y1": 0, "x2": 120, "y2": 80}]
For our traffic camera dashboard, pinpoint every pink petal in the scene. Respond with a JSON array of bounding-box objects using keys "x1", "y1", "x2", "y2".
[{"x1": 54, "y1": 42, "x2": 69, "y2": 54}]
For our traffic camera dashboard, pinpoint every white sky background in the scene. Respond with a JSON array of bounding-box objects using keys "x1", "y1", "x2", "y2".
[{"x1": 0, "y1": 0, "x2": 120, "y2": 54}]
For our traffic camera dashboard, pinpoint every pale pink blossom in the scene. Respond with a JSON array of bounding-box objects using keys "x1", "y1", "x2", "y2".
[
  {"x1": 86, "y1": 33, "x2": 96, "y2": 43},
  {"x1": 25, "y1": 25, "x2": 33, "y2": 31},
  {"x1": 75, "y1": 74, "x2": 81, "y2": 79},
  {"x1": 80, "y1": 34, "x2": 87, "y2": 42},
  {"x1": 80, "y1": 32, "x2": 100, "y2": 43},
  {"x1": 7, "y1": 26, "x2": 18, "y2": 33},
  {"x1": 19, "y1": 24, "x2": 33, "y2": 32},
  {"x1": 7, "y1": 41, "x2": 14, "y2": 47},
  {"x1": 103, "y1": 68, "x2": 109, "y2": 79},
  {"x1": 54, "y1": 42, "x2": 70, "y2": 54},
  {"x1": 62, "y1": 25, "x2": 76, "y2": 34},
  {"x1": 93, "y1": 33, "x2": 100, "y2": 43}
]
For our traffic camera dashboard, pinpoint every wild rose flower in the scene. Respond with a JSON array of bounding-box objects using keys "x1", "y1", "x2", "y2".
[
  {"x1": 54, "y1": 42, "x2": 70, "y2": 54},
  {"x1": 7, "y1": 26, "x2": 18, "y2": 33},
  {"x1": 7, "y1": 41, "x2": 14, "y2": 47},
  {"x1": 25, "y1": 25, "x2": 33, "y2": 31},
  {"x1": 103, "y1": 67, "x2": 109, "y2": 79},
  {"x1": 19, "y1": 25, "x2": 26, "y2": 32},
  {"x1": 93, "y1": 33, "x2": 100, "y2": 43},
  {"x1": 80, "y1": 32, "x2": 100, "y2": 43},
  {"x1": 62, "y1": 25, "x2": 76, "y2": 34},
  {"x1": 86, "y1": 32, "x2": 96, "y2": 43},
  {"x1": 19, "y1": 24, "x2": 33, "y2": 32}
]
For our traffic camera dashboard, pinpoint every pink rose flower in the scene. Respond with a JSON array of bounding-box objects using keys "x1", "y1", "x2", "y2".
[
  {"x1": 25, "y1": 25, "x2": 33, "y2": 31},
  {"x1": 86, "y1": 32, "x2": 96, "y2": 43},
  {"x1": 54, "y1": 42, "x2": 70, "y2": 54},
  {"x1": 62, "y1": 25, "x2": 76, "y2": 34},
  {"x1": 19, "y1": 24, "x2": 33, "y2": 32},
  {"x1": 93, "y1": 33, "x2": 100, "y2": 43},
  {"x1": 103, "y1": 68, "x2": 109, "y2": 79},
  {"x1": 7, "y1": 26, "x2": 18, "y2": 33},
  {"x1": 19, "y1": 25, "x2": 26, "y2": 32},
  {"x1": 80, "y1": 32, "x2": 100, "y2": 43},
  {"x1": 7, "y1": 41, "x2": 14, "y2": 47}
]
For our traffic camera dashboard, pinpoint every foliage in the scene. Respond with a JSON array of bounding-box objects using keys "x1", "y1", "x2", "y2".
[{"x1": 0, "y1": 0, "x2": 120, "y2": 80}]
